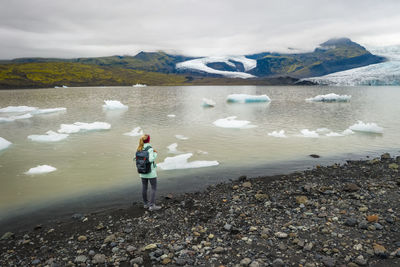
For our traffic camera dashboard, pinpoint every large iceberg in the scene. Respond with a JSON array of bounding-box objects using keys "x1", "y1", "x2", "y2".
[
  {"x1": 349, "y1": 121, "x2": 383, "y2": 134},
  {"x1": 0, "y1": 113, "x2": 33, "y2": 123},
  {"x1": 58, "y1": 122, "x2": 111, "y2": 134},
  {"x1": 102, "y1": 100, "x2": 128, "y2": 110},
  {"x1": 176, "y1": 56, "x2": 256, "y2": 79},
  {"x1": 227, "y1": 94, "x2": 271, "y2": 103},
  {"x1": 306, "y1": 93, "x2": 351, "y2": 102},
  {"x1": 31, "y1": 107, "x2": 67, "y2": 115},
  {"x1": 0, "y1": 106, "x2": 38, "y2": 113},
  {"x1": 268, "y1": 130, "x2": 287, "y2": 138},
  {"x1": 158, "y1": 153, "x2": 219, "y2": 170},
  {"x1": 0, "y1": 137, "x2": 12, "y2": 151},
  {"x1": 28, "y1": 131, "x2": 69, "y2": 142},
  {"x1": 25, "y1": 165, "x2": 57, "y2": 175},
  {"x1": 123, "y1": 127, "x2": 143, "y2": 136},
  {"x1": 213, "y1": 116, "x2": 256, "y2": 129}
]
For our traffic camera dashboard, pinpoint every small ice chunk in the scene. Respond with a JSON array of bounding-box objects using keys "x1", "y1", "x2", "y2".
[
  {"x1": 124, "y1": 127, "x2": 143, "y2": 136},
  {"x1": 213, "y1": 116, "x2": 256, "y2": 129},
  {"x1": 306, "y1": 93, "x2": 351, "y2": 102},
  {"x1": 197, "y1": 150, "x2": 208, "y2": 155},
  {"x1": 158, "y1": 153, "x2": 219, "y2": 170},
  {"x1": 0, "y1": 106, "x2": 38, "y2": 113},
  {"x1": 58, "y1": 122, "x2": 111, "y2": 134},
  {"x1": 342, "y1": 129, "x2": 355, "y2": 135},
  {"x1": 0, "y1": 137, "x2": 12, "y2": 151},
  {"x1": 316, "y1": 128, "x2": 330, "y2": 133},
  {"x1": 299, "y1": 129, "x2": 319, "y2": 138},
  {"x1": 25, "y1": 165, "x2": 57, "y2": 175},
  {"x1": 28, "y1": 131, "x2": 69, "y2": 142},
  {"x1": 133, "y1": 84, "x2": 147, "y2": 87},
  {"x1": 349, "y1": 121, "x2": 383, "y2": 134},
  {"x1": 202, "y1": 98, "x2": 216, "y2": 107},
  {"x1": 326, "y1": 132, "x2": 344, "y2": 137},
  {"x1": 32, "y1": 107, "x2": 67, "y2": 115},
  {"x1": 167, "y1": 143, "x2": 180, "y2": 154},
  {"x1": 175, "y1": 134, "x2": 189, "y2": 140},
  {"x1": 62, "y1": 85, "x2": 68, "y2": 88},
  {"x1": 102, "y1": 100, "x2": 128, "y2": 110},
  {"x1": 268, "y1": 130, "x2": 287, "y2": 138},
  {"x1": 0, "y1": 113, "x2": 33, "y2": 123},
  {"x1": 167, "y1": 114, "x2": 176, "y2": 118},
  {"x1": 227, "y1": 94, "x2": 271, "y2": 103}
]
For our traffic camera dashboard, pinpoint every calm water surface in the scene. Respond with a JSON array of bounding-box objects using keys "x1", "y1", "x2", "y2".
[{"x1": 0, "y1": 85, "x2": 399, "y2": 218}]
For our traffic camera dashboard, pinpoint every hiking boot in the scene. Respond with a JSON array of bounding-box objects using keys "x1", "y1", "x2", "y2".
[
  {"x1": 149, "y1": 205, "x2": 161, "y2": 211},
  {"x1": 143, "y1": 204, "x2": 149, "y2": 209}
]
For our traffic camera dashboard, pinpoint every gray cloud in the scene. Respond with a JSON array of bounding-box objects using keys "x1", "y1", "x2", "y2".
[{"x1": 1, "y1": 0, "x2": 400, "y2": 59}]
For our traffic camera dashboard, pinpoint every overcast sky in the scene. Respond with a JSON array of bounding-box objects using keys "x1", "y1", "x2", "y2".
[{"x1": 1, "y1": 0, "x2": 400, "y2": 59}]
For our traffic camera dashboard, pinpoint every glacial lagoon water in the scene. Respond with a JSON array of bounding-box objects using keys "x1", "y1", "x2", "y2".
[{"x1": 0, "y1": 85, "x2": 400, "y2": 219}]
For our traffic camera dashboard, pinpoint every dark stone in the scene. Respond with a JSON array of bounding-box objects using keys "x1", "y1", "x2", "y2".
[
  {"x1": 344, "y1": 217, "x2": 358, "y2": 227},
  {"x1": 322, "y1": 256, "x2": 336, "y2": 267},
  {"x1": 309, "y1": 154, "x2": 320, "y2": 158},
  {"x1": 71, "y1": 213, "x2": 84, "y2": 220},
  {"x1": 238, "y1": 175, "x2": 247, "y2": 182},
  {"x1": 343, "y1": 183, "x2": 360, "y2": 192},
  {"x1": 359, "y1": 221, "x2": 368, "y2": 230}
]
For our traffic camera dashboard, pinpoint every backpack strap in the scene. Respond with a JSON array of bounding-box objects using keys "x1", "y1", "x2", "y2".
[{"x1": 143, "y1": 146, "x2": 152, "y2": 151}]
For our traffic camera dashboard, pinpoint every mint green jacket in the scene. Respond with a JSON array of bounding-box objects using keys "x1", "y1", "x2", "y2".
[{"x1": 139, "y1": 143, "x2": 158, "y2": 179}]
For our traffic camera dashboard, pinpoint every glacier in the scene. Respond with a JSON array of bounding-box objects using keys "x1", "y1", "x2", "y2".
[
  {"x1": 176, "y1": 56, "x2": 256, "y2": 79},
  {"x1": 102, "y1": 100, "x2": 128, "y2": 110},
  {"x1": 58, "y1": 122, "x2": 111, "y2": 134},
  {"x1": 306, "y1": 93, "x2": 351, "y2": 102},
  {"x1": 28, "y1": 131, "x2": 69, "y2": 142},
  {"x1": 227, "y1": 94, "x2": 271, "y2": 103},
  {"x1": 158, "y1": 153, "x2": 219, "y2": 170},
  {"x1": 0, "y1": 137, "x2": 12, "y2": 151},
  {"x1": 304, "y1": 45, "x2": 400, "y2": 86},
  {"x1": 349, "y1": 121, "x2": 383, "y2": 134},
  {"x1": 213, "y1": 116, "x2": 256, "y2": 129},
  {"x1": 124, "y1": 127, "x2": 143, "y2": 136},
  {"x1": 25, "y1": 165, "x2": 57, "y2": 175}
]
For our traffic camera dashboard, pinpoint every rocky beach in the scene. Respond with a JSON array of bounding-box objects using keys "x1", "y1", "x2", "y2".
[{"x1": 1, "y1": 153, "x2": 400, "y2": 267}]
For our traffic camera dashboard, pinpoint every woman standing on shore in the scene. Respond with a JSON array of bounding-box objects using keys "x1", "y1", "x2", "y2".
[{"x1": 136, "y1": 134, "x2": 161, "y2": 211}]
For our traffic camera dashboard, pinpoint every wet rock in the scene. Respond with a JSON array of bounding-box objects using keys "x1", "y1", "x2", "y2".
[
  {"x1": 373, "y1": 244, "x2": 388, "y2": 258},
  {"x1": 381, "y1": 153, "x2": 391, "y2": 160},
  {"x1": 75, "y1": 255, "x2": 87, "y2": 263},
  {"x1": 275, "y1": 232, "x2": 288, "y2": 238},
  {"x1": 77, "y1": 235, "x2": 87, "y2": 242},
  {"x1": 344, "y1": 217, "x2": 358, "y2": 227},
  {"x1": 272, "y1": 258, "x2": 284, "y2": 267},
  {"x1": 92, "y1": 254, "x2": 106, "y2": 264},
  {"x1": 131, "y1": 257, "x2": 143, "y2": 265},
  {"x1": 321, "y1": 256, "x2": 336, "y2": 267},
  {"x1": 242, "y1": 182, "x2": 252, "y2": 188},
  {"x1": 309, "y1": 154, "x2": 320, "y2": 158},
  {"x1": 240, "y1": 257, "x2": 252, "y2": 266},
  {"x1": 0, "y1": 232, "x2": 14, "y2": 240},
  {"x1": 104, "y1": 234, "x2": 116, "y2": 243},
  {"x1": 343, "y1": 183, "x2": 360, "y2": 192},
  {"x1": 296, "y1": 196, "x2": 308, "y2": 204}
]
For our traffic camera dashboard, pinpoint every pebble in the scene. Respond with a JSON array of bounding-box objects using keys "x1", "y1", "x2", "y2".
[
  {"x1": 274, "y1": 232, "x2": 288, "y2": 238},
  {"x1": 92, "y1": 254, "x2": 106, "y2": 264},
  {"x1": 75, "y1": 255, "x2": 87, "y2": 263},
  {"x1": 240, "y1": 257, "x2": 252, "y2": 266},
  {"x1": 77, "y1": 235, "x2": 87, "y2": 242},
  {"x1": 321, "y1": 256, "x2": 336, "y2": 267},
  {"x1": 0, "y1": 232, "x2": 14, "y2": 240},
  {"x1": 344, "y1": 217, "x2": 358, "y2": 227},
  {"x1": 131, "y1": 257, "x2": 143, "y2": 265},
  {"x1": 272, "y1": 258, "x2": 284, "y2": 267}
]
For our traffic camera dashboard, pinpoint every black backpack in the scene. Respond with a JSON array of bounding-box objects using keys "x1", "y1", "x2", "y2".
[{"x1": 135, "y1": 146, "x2": 152, "y2": 174}]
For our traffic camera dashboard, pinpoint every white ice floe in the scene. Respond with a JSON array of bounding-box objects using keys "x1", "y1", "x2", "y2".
[
  {"x1": 123, "y1": 127, "x2": 143, "y2": 136},
  {"x1": 102, "y1": 100, "x2": 128, "y2": 110},
  {"x1": 167, "y1": 143, "x2": 180, "y2": 154},
  {"x1": 299, "y1": 129, "x2": 320, "y2": 138},
  {"x1": 227, "y1": 94, "x2": 271, "y2": 103},
  {"x1": 158, "y1": 153, "x2": 219, "y2": 170},
  {"x1": 268, "y1": 130, "x2": 287, "y2": 138},
  {"x1": 326, "y1": 129, "x2": 354, "y2": 137},
  {"x1": 176, "y1": 56, "x2": 256, "y2": 79},
  {"x1": 213, "y1": 116, "x2": 256, "y2": 129},
  {"x1": 202, "y1": 98, "x2": 216, "y2": 107},
  {"x1": 133, "y1": 83, "x2": 147, "y2": 87},
  {"x1": 175, "y1": 134, "x2": 189, "y2": 140},
  {"x1": 31, "y1": 107, "x2": 67, "y2": 115},
  {"x1": 58, "y1": 122, "x2": 111, "y2": 134},
  {"x1": 25, "y1": 165, "x2": 57, "y2": 175},
  {"x1": 62, "y1": 85, "x2": 68, "y2": 88},
  {"x1": 306, "y1": 93, "x2": 351, "y2": 102},
  {"x1": 316, "y1": 128, "x2": 330, "y2": 133},
  {"x1": 167, "y1": 114, "x2": 176, "y2": 118},
  {"x1": 349, "y1": 121, "x2": 383, "y2": 134},
  {"x1": 0, "y1": 137, "x2": 12, "y2": 151},
  {"x1": 28, "y1": 131, "x2": 69, "y2": 142},
  {"x1": 0, "y1": 106, "x2": 38, "y2": 113},
  {"x1": 0, "y1": 113, "x2": 33, "y2": 123}
]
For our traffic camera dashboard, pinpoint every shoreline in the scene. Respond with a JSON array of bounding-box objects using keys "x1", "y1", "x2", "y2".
[{"x1": 1, "y1": 153, "x2": 399, "y2": 266}]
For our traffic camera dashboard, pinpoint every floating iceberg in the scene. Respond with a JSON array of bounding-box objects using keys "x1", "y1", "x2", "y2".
[
  {"x1": 227, "y1": 94, "x2": 271, "y2": 103},
  {"x1": 102, "y1": 100, "x2": 128, "y2": 110},
  {"x1": 167, "y1": 114, "x2": 176, "y2": 118},
  {"x1": 0, "y1": 113, "x2": 33, "y2": 123},
  {"x1": 202, "y1": 98, "x2": 216, "y2": 107},
  {"x1": 349, "y1": 121, "x2": 383, "y2": 134},
  {"x1": 123, "y1": 127, "x2": 143, "y2": 136},
  {"x1": 58, "y1": 122, "x2": 111, "y2": 134},
  {"x1": 25, "y1": 165, "x2": 57, "y2": 175},
  {"x1": 133, "y1": 83, "x2": 147, "y2": 87},
  {"x1": 306, "y1": 93, "x2": 351, "y2": 102},
  {"x1": 0, "y1": 137, "x2": 12, "y2": 151},
  {"x1": 268, "y1": 130, "x2": 287, "y2": 138},
  {"x1": 31, "y1": 107, "x2": 67, "y2": 115},
  {"x1": 175, "y1": 134, "x2": 189, "y2": 140},
  {"x1": 299, "y1": 129, "x2": 319, "y2": 138},
  {"x1": 158, "y1": 153, "x2": 219, "y2": 170},
  {"x1": 176, "y1": 56, "x2": 256, "y2": 79},
  {"x1": 62, "y1": 85, "x2": 68, "y2": 88},
  {"x1": 28, "y1": 131, "x2": 69, "y2": 142},
  {"x1": 213, "y1": 116, "x2": 256, "y2": 129},
  {"x1": 326, "y1": 129, "x2": 354, "y2": 137},
  {"x1": 167, "y1": 143, "x2": 180, "y2": 154},
  {"x1": 0, "y1": 106, "x2": 38, "y2": 113}
]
